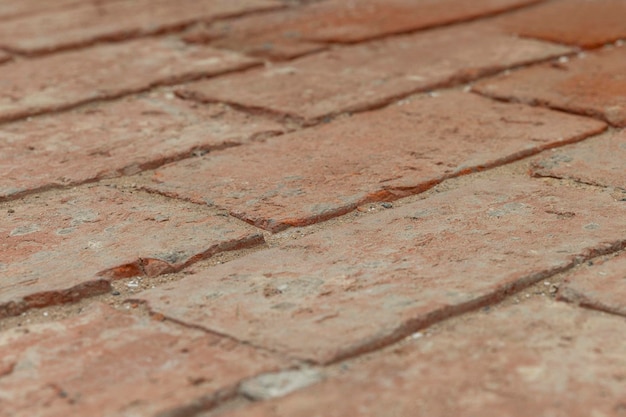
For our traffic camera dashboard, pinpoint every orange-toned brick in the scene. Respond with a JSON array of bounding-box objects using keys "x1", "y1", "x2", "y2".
[
  {"x1": 0, "y1": 0, "x2": 80, "y2": 21},
  {"x1": 474, "y1": 46, "x2": 626, "y2": 127},
  {"x1": 143, "y1": 91, "x2": 605, "y2": 232},
  {"x1": 138, "y1": 176, "x2": 626, "y2": 363}
]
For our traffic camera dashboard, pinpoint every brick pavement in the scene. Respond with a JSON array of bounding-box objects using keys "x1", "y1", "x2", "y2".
[{"x1": 0, "y1": 1, "x2": 625, "y2": 416}]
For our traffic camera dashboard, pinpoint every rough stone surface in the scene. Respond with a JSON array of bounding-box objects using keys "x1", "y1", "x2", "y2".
[
  {"x1": 473, "y1": 45, "x2": 626, "y2": 127},
  {"x1": 222, "y1": 300, "x2": 626, "y2": 417},
  {"x1": 240, "y1": 369, "x2": 324, "y2": 400},
  {"x1": 179, "y1": 25, "x2": 571, "y2": 122},
  {"x1": 0, "y1": 37, "x2": 258, "y2": 123},
  {"x1": 0, "y1": 95, "x2": 284, "y2": 200},
  {"x1": 530, "y1": 130, "x2": 626, "y2": 190},
  {"x1": 0, "y1": 0, "x2": 282, "y2": 54},
  {"x1": 192, "y1": 0, "x2": 543, "y2": 59},
  {"x1": 495, "y1": 0, "x2": 626, "y2": 48},
  {"x1": 0, "y1": 186, "x2": 263, "y2": 318},
  {"x1": 0, "y1": 0, "x2": 81, "y2": 21},
  {"x1": 143, "y1": 92, "x2": 605, "y2": 232},
  {"x1": 137, "y1": 176, "x2": 626, "y2": 363},
  {"x1": 559, "y1": 252, "x2": 626, "y2": 317},
  {"x1": 0, "y1": 303, "x2": 283, "y2": 417}
]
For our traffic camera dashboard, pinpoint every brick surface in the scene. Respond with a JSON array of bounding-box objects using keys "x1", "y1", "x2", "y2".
[
  {"x1": 0, "y1": 0, "x2": 282, "y2": 54},
  {"x1": 0, "y1": 186, "x2": 263, "y2": 318},
  {"x1": 137, "y1": 176, "x2": 626, "y2": 363},
  {"x1": 0, "y1": 95, "x2": 284, "y2": 200},
  {"x1": 179, "y1": 25, "x2": 571, "y2": 122},
  {"x1": 0, "y1": 37, "x2": 258, "y2": 124},
  {"x1": 143, "y1": 92, "x2": 605, "y2": 232},
  {"x1": 530, "y1": 130, "x2": 626, "y2": 190},
  {"x1": 193, "y1": 0, "x2": 543, "y2": 59},
  {"x1": 0, "y1": 0, "x2": 80, "y2": 21},
  {"x1": 495, "y1": 0, "x2": 626, "y2": 48},
  {"x1": 473, "y1": 46, "x2": 626, "y2": 127},
  {"x1": 222, "y1": 300, "x2": 626, "y2": 417},
  {"x1": 0, "y1": 302, "x2": 283, "y2": 417},
  {"x1": 559, "y1": 252, "x2": 626, "y2": 317},
  {"x1": 0, "y1": 50, "x2": 10, "y2": 64}
]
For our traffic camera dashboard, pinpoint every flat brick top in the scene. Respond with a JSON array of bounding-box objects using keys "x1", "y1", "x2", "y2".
[{"x1": 1, "y1": 1, "x2": 625, "y2": 416}]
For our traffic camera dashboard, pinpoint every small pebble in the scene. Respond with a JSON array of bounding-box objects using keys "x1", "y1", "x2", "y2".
[
  {"x1": 111, "y1": 290, "x2": 121, "y2": 296},
  {"x1": 381, "y1": 202, "x2": 393, "y2": 209}
]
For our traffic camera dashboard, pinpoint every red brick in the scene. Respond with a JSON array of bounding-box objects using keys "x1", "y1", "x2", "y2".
[
  {"x1": 0, "y1": 0, "x2": 282, "y2": 54},
  {"x1": 143, "y1": 92, "x2": 605, "y2": 232},
  {"x1": 559, "y1": 252, "x2": 626, "y2": 317},
  {"x1": 473, "y1": 46, "x2": 626, "y2": 127},
  {"x1": 223, "y1": 300, "x2": 626, "y2": 417},
  {"x1": 494, "y1": 0, "x2": 626, "y2": 48},
  {"x1": 0, "y1": 37, "x2": 258, "y2": 123},
  {"x1": 179, "y1": 24, "x2": 571, "y2": 122},
  {"x1": 193, "y1": 0, "x2": 543, "y2": 59},
  {"x1": 0, "y1": 0, "x2": 81, "y2": 21},
  {"x1": 530, "y1": 130, "x2": 626, "y2": 190},
  {"x1": 0, "y1": 50, "x2": 10, "y2": 64},
  {"x1": 0, "y1": 186, "x2": 263, "y2": 318},
  {"x1": 0, "y1": 95, "x2": 284, "y2": 200},
  {"x1": 137, "y1": 176, "x2": 626, "y2": 364},
  {"x1": 0, "y1": 303, "x2": 283, "y2": 417},
  {"x1": 193, "y1": 0, "x2": 537, "y2": 59}
]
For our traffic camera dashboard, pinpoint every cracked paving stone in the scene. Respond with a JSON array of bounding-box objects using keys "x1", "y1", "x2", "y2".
[
  {"x1": 178, "y1": 23, "x2": 571, "y2": 123},
  {"x1": 220, "y1": 299, "x2": 626, "y2": 417},
  {"x1": 559, "y1": 251, "x2": 626, "y2": 317},
  {"x1": 141, "y1": 91, "x2": 605, "y2": 232},
  {"x1": 0, "y1": 0, "x2": 282, "y2": 55},
  {"x1": 0, "y1": 94, "x2": 284, "y2": 200},
  {"x1": 0, "y1": 186, "x2": 263, "y2": 318},
  {"x1": 530, "y1": 129, "x2": 626, "y2": 190},
  {"x1": 0, "y1": 37, "x2": 258, "y2": 124},
  {"x1": 136, "y1": 176, "x2": 626, "y2": 364},
  {"x1": 473, "y1": 45, "x2": 626, "y2": 127},
  {"x1": 0, "y1": 303, "x2": 283, "y2": 417},
  {"x1": 191, "y1": 0, "x2": 543, "y2": 59}
]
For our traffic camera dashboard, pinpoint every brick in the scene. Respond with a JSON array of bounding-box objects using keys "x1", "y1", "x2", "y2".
[
  {"x1": 179, "y1": 24, "x2": 571, "y2": 122},
  {"x1": 0, "y1": 186, "x2": 263, "y2": 318},
  {"x1": 0, "y1": 0, "x2": 282, "y2": 54},
  {"x1": 0, "y1": 50, "x2": 10, "y2": 64},
  {"x1": 137, "y1": 176, "x2": 626, "y2": 364},
  {"x1": 0, "y1": 303, "x2": 283, "y2": 417},
  {"x1": 193, "y1": 0, "x2": 543, "y2": 59},
  {"x1": 0, "y1": 37, "x2": 258, "y2": 124},
  {"x1": 0, "y1": 0, "x2": 80, "y2": 21},
  {"x1": 0, "y1": 95, "x2": 284, "y2": 200},
  {"x1": 143, "y1": 92, "x2": 605, "y2": 232},
  {"x1": 222, "y1": 300, "x2": 626, "y2": 417},
  {"x1": 473, "y1": 46, "x2": 626, "y2": 127},
  {"x1": 530, "y1": 130, "x2": 626, "y2": 190},
  {"x1": 494, "y1": 0, "x2": 626, "y2": 48},
  {"x1": 559, "y1": 252, "x2": 626, "y2": 317}
]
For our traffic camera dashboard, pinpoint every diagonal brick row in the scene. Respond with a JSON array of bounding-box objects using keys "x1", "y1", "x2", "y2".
[
  {"x1": 0, "y1": 37, "x2": 258, "y2": 124},
  {"x1": 187, "y1": 0, "x2": 543, "y2": 59},
  {"x1": 221, "y1": 300, "x2": 626, "y2": 417},
  {"x1": 142, "y1": 91, "x2": 605, "y2": 232},
  {"x1": 0, "y1": 95, "x2": 284, "y2": 201},
  {"x1": 179, "y1": 23, "x2": 571, "y2": 123},
  {"x1": 0, "y1": 303, "x2": 284, "y2": 417},
  {"x1": 136, "y1": 176, "x2": 626, "y2": 364},
  {"x1": 0, "y1": 186, "x2": 264, "y2": 318},
  {"x1": 473, "y1": 45, "x2": 626, "y2": 127},
  {"x1": 0, "y1": 0, "x2": 283, "y2": 55}
]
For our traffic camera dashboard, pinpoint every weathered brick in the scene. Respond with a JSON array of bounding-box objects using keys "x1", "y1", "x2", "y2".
[
  {"x1": 222, "y1": 300, "x2": 626, "y2": 417},
  {"x1": 0, "y1": 50, "x2": 10, "y2": 64},
  {"x1": 494, "y1": 0, "x2": 626, "y2": 48},
  {"x1": 530, "y1": 130, "x2": 626, "y2": 190},
  {"x1": 559, "y1": 252, "x2": 626, "y2": 317},
  {"x1": 0, "y1": 186, "x2": 263, "y2": 318},
  {"x1": 143, "y1": 92, "x2": 605, "y2": 232},
  {"x1": 473, "y1": 45, "x2": 626, "y2": 127},
  {"x1": 179, "y1": 24, "x2": 571, "y2": 122},
  {"x1": 0, "y1": 303, "x2": 283, "y2": 417},
  {"x1": 0, "y1": 0, "x2": 282, "y2": 54},
  {"x1": 192, "y1": 0, "x2": 543, "y2": 59},
  {"x1": 137, "y1": 176, "x2": 626, "y2": 363},
  {"x1": 0, "y1": 37, "x2": 258, "y2": 123},
  {"x1": 0, "y1": 95, "x2": 284, "y2": 200},
  {"x1": 0, "y1": 0, "x2": 80, "y2": 21}
]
